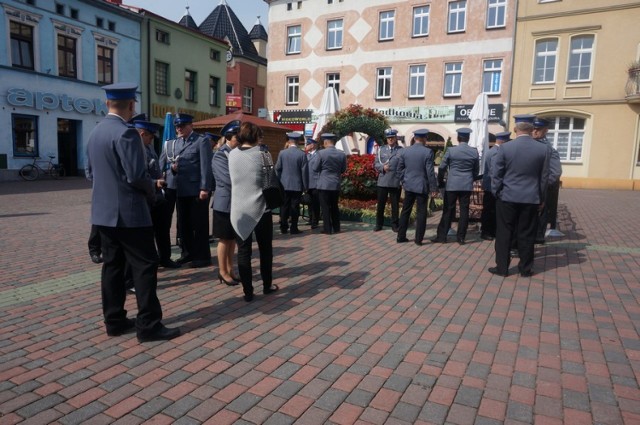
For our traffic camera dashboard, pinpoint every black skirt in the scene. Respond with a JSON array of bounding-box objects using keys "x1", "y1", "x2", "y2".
[{"x1": 212, "y1": 210, "x2": 236, "y2": 240}]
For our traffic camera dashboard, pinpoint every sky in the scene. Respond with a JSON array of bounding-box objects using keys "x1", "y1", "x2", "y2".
[{"x1": 122, "y1": 0, "x2": 270, "y2": 31}]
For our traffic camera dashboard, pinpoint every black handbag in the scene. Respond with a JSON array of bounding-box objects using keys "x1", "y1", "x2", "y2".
[{"x1": 261, "y1": 152, "x2": 284, "y2": 209}]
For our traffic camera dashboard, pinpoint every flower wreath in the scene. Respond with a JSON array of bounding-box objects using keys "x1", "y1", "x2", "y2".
[{"x1": 321, "y1": 104, "x2": 389, "y2": 143}]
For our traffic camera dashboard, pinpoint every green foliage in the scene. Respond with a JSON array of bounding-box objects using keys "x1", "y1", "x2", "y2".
[{"x1": 322, "y1": 104, "x2": 389, "y2": 143}]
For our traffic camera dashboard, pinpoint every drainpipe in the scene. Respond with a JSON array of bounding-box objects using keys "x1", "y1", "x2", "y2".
[{"x1": 506, "y1": 0, "x2": 519, "y2": 128}]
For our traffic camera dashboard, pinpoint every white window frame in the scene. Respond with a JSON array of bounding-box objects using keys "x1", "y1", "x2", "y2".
[
  {"x1": 53, "y1": 20, "x2": 83, "y2": 80},
  {"x1": 93, "y1": 33, "x2": 119, "y2": 85},
  {"x1": 209, "y1": 76, "x2": 219, "y2": 107},
  {"x1": 443, "y1": 62, "x2": 463, "y2": 97},
  {"x1": 486, "y1": 0, "x2": 507, "y2": 29},
  {"x1": 447, "y1": 1, "x2": 467, "y2": 34},
  {"x1": 287, "y1": 25, "x2": 302, "y2": 54},
  {"x1": 534, "y1": 38, "x2": 558, "y2": 84},
  {"x1": 482, "y1": 59, "x2": 503, "y2": 95},
  {"x1": 286, "y1": 75, "x2": 299, "y2": 105},
  {"x1": 376, "y1": 67, "x2": 392, "y2": 100},
  {"x1": 547, "y1": 116, "x2": 586, "y2": 162},
  {"x1": 567, "y1": 35, "x2": 594, "y2": 82},
  {"x1": 412, "y1": 5, "x2": 430, "y2": 37},
  {"x1": 408, "y1": 64, "x2": 426, "y2": 98},
  {"x1": 326, "y1": 19, "x2": 343, "y2": 50},
  {"x1": 379, "y1": 10, "x2": 395, "y2": 41},
  {"x1": 243, "y1": 87, "x2": 253, "y2": 113},
  {"x1": 326, "y1": 73, "x2": 340, "y2": 94}
]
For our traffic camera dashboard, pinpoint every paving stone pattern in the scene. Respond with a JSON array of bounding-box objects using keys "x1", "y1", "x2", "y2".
[{"x1": 1, "y1": 178, "x2": 639, "y2": 424}]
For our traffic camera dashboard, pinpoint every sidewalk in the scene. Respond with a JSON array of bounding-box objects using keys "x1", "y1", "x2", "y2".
[{"x1": 1, "y1": 178, "x2": 639, "y2": 424}]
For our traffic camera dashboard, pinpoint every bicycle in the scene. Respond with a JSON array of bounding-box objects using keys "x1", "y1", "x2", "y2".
[{"x1": 19, "y1": 156, "x2": 66, "y2": 181}]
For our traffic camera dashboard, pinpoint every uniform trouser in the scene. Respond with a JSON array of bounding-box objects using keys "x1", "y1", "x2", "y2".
[
  {"x1": 88, "y1": 224, "x2": 101, "y2": 256},
  {"x1": 151, "y1": 201, "x2": 172, "y2": 262},
  {"x1": 480, "y1": 191, "x2": 497, "y2": 237},
  {"x1": 98, "y1": 226, "x2": 162, "y2": 334},
  {"x1": 437, "y1": 191, "x2": 471, "y2": 241},
  {"x1": 280, "y1": 190, "x2": 302, "y2": 231},
  {"x1": 376, "y1": 186, "x2": 400, "y2": 228},
  {"x1": 537, "y1": 181, "x2": 561, "y2": 239},
  {"x1": 176, "y1": 196, "x2": 211, "y2": 262},
  {"x1": 397, "y1": 191, "x2": 428, "y2": 243},
  {"x1": 164, "y1": 188, "x2": 179, "y2": 245},
  {"x1": 318, "y1": 190, "x2": 341, "y2": 233},
  {"x1": 236, "y1": 212, "x2": 273, "y2": 297},
  {"x1": 308, "y1": 189, "x2": 321, "y2": 226},
  {"x1": 495, "y1": 200, "x2": 538, "y2": 275}
]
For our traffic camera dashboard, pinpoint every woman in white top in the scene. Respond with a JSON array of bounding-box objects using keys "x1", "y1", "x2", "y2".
[{"x1": 228, "y1": 122, "x2": 279, "y2": 302}]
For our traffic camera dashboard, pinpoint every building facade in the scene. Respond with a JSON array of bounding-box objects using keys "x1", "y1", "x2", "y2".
[
  {"x1": 510, "y1": 0, "x2": 640, "y2": 190},
  {"x1": 0, "y1": 0, "x2": 141, "y2": 179},
  {"x1": 264, "y1": 0, "x2": 516, "y2": 152}
]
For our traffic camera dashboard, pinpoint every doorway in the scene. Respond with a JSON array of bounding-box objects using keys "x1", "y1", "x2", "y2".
[{"x1": 57, "y1": 119, "x2": 79, "y2": 176}]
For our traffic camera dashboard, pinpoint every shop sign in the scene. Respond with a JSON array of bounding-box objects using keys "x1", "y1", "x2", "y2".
[
  {"x1": 374, "y1": 106, "x2": 455, "y2": 122},
  {"x1": 454, "y1": 104, "x2": 504, "y2": 123},
  {"x1": 273, "y1": 109, "x2": 313, "y2": 124},
  {"x1": 6, "y1": 88, "x2": 108, "y2": 115},
  {"x1": 226, "y1": 94, "x2": 241, "y2": 114}
]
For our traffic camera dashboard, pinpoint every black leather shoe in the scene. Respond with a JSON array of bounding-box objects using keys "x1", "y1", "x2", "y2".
[
  {"x1": 175, "y1": 256, "x2": 193, "y2": 265},
  {"x1": 244, "y1": 293, "x2": 254, "y2": 302},
  {"x1": 430, "y1": 238, "x2": 447, "y2": 244},
  {"x1": 189, "y1": 259, "x2": 212, "y2": 268},
  {"x1": 414, "y1": 240, "x2": 423, "y2": 246},
  {"x1": 520, "y1": 270, "x2": 535, "y2": 277},
  {"x1": 160, "y1": 259, "x2": 181, "y2": 269},
  {"x1": 290, "y1": 228, "x2": 302, "y2": 234},
  {"x1": 457, "y1": 238, "x2": 466, "y2": 245},
  {"x1": 373, "y1": 226, "x2": 382, "y2": 232},
  {"x1": 480, "y1": 234, "x2": 494, "y2": 241},
  {"x1": 137, "y1": 325, "x2": 181, "y2": 342},
  {"x1": 264, "y1": 284, "x2": 279, "y2": 295},
  {"x1": 488, "y1": 267, "x2": 509, "y2": 277},
  {"x1": 280, "y1": 228, "x2": 289, "y2": 234},
  {"x1": 392, "y1": 225, "x2": 399, "y2": 233},
  {"x1": 397, "y1": 237, "x2": 409, "y2": 243},
  {"x1": 320, "y1": 230, "x2": 332, "y2": 235},
  {"x1": 107, "y1": 318, "x2": 135, "y2": 337},
  {"x1": 90, "y1": 254, "x2": 103, "y2": 264}
]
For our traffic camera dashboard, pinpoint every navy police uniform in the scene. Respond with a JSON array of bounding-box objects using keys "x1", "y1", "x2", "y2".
[
  {"x1": 533, "y1": 118, "x2": 563, "y2": 243},
  {"x1": 373, "y1": 129, "x2": 403, "y2": 231},
  {"x1": 313, "y1": 133, "x2": 347, "y2": 234},
  {"x1": 275, "y1": 132, "x2": 308, "y2": 234},
  {"x1": 480, "y1": 131, "x2": 510, "y2": 240}
]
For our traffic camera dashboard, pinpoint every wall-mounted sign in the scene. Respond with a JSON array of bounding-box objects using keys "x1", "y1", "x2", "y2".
[
  {"x1": 374, "y1": 106, "x2": 455, "y2": 123},
  {"x1": 226, "y1": 94, "x2": 242, "y2": 114},
  {"x1": 6, "y1": 88, "x2": 108, "y2": 115},
  {"x1": 273, "y1": 109, "x2": 313, "y2": 124},
  {"x1": 454, "y1": 104, "x2": 505, "y2": 123}
]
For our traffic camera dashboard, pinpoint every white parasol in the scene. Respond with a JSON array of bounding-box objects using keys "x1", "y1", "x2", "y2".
[
  {"x1": 468, "y1": 92, "x2": 490, "y2": 171},
  {"x1": 313, "y1": 87, "x2": 340, "y2": 141}
]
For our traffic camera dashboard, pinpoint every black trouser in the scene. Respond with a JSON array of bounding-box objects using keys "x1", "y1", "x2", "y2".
[
  {"x1": 495, "y1": 200, "x2": 538, "y2": 275},
  {"x1": 308, "y1": 189, "x2": 321, "y2": 226},
  {"x1": 88, "y1": 225, "x2": 101, "y2": 256},
  {"x1": 98, "y1": 226, "x2": 162, "y2": 334},
  {"x1": 151, "y1": 201, "x2": 172, "y2": 262},
  {"x1": 236, "y1": 213, "x2": 273, "y2": 297},
  {"x1": 376, "y1": 186, "x2": 400, "y2": 229},
  {"x1": 537, "y1": 180, "x2": 561, "y2": 239},
  {"x1": 436, "y1": 191, "x2": 471, "y2": 241},
  {"x1": 280, "y1": 190, "x2": 302, "y2": 231},
  {"x1": 397, "y1": 191, "x2": 428, "y2": 243},
  {"x1": 480, "y1": 190, "x2": 497, "y2": 237},
  {"x1": 164, "y1": 188, "x2": 180, "y2": 245},
  {"x1": 319, "y1": 190, "x2": 341, "y2": 233},
  {"x1": 176, "y1": 196, "x2": 211, "y2": 262}
]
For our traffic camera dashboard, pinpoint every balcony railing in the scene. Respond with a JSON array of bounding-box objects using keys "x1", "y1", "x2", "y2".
[{"x1": 625, "y1": 67, "x2": 640, "y2": 102}]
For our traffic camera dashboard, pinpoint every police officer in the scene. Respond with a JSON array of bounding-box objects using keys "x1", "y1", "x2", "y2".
[
  {"x1": 395, "y1": 129, "x2": 439, "y2": 246},
  {"x1": 432, "y1": 128, "x2": 480, "y2": 245},
  {"x1": 313, "y1": 133, "x2": 347, "y2": 235},
  {"x1": 373, "y1": 128, "x2": 403, "y2": 232},
  {"x1": 160, "y1": 113, "x2": 213, "y2": 268},
  {"x1": 304, "y1": 138, "x2": 321, "y2": 229},
  {"x1": 532, "y1": 117, "x2": 562, "y2": 244},
  {"x1": 480, "y1": 131, "x2": 510, "y2": 241},
  {"x1": 275, "y1": 132, "x2": 308, "y2": 234},
  {"x1": 86, "y1": 83, "x2": 180, "y2": 342}
]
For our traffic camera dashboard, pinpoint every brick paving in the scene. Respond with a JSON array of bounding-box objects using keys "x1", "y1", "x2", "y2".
[{"x1": 1, "y1": 177, "x2": 639, "y2": 424}]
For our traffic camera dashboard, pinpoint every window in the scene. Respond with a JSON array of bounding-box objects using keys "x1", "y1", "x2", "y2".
[
  {"x1": 12, "y1": 114, "x2": 38, "y2": 157},
  {"x1": 185, "y1": 70, "x2": 197, "y2": 101},
  {"x1": 444, "y1": 62, "x2": 463, "y2": 96},
  {"x1": 108, "y1": 21, "x2": 115, "y2": 31},
  {"x1": 156, "y1": 30, "x2": 170, "y2": 44},
  {"x1": 96, "y1": 17, "x2": 104, "y2": 28},
  {"x1": 413, "y1": 6, "x2": 430, "y2": 37},
  {"x1": 327, "y1": 19, "x2": 343, "y2": 50},
  {"x1": 70, "y1": 8, "x2": 78, "y2": 19},
  {"x1": 97, "y1": 45, "x2": 113, "y2": 84},
  {"x1": 547, "y1": 116, "x2": 585, "y2": 161},
  {"x1": 482, "y1": 59, "x2": 503, "y2": 94},
  {"x1": 448, "y1": 1, "x2": 467, "y2": 33},
  {"x1": 326, "y1": 73, "x2": 340, "y2": 94},
  {"x1": 408, "y1": 65, "x2": 426, "y2": 98},
  {"x1": 10, "y1": 21, "x2": 34, "y2": 70},
  {"x1": 210, "y1": 49, "x2": 220, "y2": 61},
  {"x1": 226, "y1": 84, "x2": 234, "y2": 94},
  {"x1": 379, "y1": 11, "x2": 395, "y2": 41},
  {"x1": 287, "y1": 25, "x2": 302, "y2": 54},
  {"x1": 376, "y1": 67, "x2": 392, "y2": 99},
  {"x1": 209, "y1": 76, "x2": 220, "y2": 106},
  {"x1": 286, "y1": 76, "x2": 299, "y2": 104},
  {"x1": 55, "y1": 3, "x2": 64, "y2": 14},
  {"x1": 568, "y1": 35, "x2": 594, "y2": 82},
  {"x1": 57, "y1": 34, "x2": 77, "y2": 78},
  {"x1": 486, "y1": 0, "x2": 506, "y2": 28},
  {"x1": 534, "y1": 38, "x2": 558, "y2": 83},
  {"x1": 287, "y1": 2, "x2": 292, "y2": 10},
  {"x1": 155, "y1": 61, "x2": 169, "y2": 95},
  {"x1": 243, "y1": 87, "x2": 253, "y2": 113}
]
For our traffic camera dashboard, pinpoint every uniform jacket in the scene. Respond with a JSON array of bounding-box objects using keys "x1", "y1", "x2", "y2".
[
  {"x1": 438, "y1": 143, "x2": 479, "y2": 191},
  {"x1": 159, "y1": 131, "x2": 213, "y2": 197},
  {"x1": 211, "y1": 143, "x2": 232, "y2": 213},
  {"x1": 396, "y1": 143, "x2": 438, "y2": 195},
  {"x1": 374, "y1": 144, "x2": 402, "y2": 188},
  {"x1": 304, "y1": 149, "x2": 321, "y2": 190},
  {"x1": 536, "y1": 137, "x2": 562, "y2": 185},
  {"x1": 491, "y1": 134, "x2": 550, "y2": 204},
  {"x1": 275, "y1": 146, "x2": 307, "y2": 192},
  {"x1": 86, "y1": 114, "x2": 154, "y2": 228},
  {"x1": 481, "y1": 145, "x2": 499, "y2": 191},
  {"x1": 313, "y1": 146, "x2": 347, "y2": 191}
]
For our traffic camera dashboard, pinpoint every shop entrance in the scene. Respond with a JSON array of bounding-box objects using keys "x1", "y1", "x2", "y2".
[{"x1": 57, "y1": 119, "x2": 79, "y2": 176}]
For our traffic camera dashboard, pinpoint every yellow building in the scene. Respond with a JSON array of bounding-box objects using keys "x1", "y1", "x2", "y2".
[{"x1": 510, "y1": 0, "x2": 640, "y2": 190}]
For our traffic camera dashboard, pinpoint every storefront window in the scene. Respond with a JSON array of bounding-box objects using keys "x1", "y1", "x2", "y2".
[
  {"x1": 547, "y1": 116, "x2": 585, "y2": 161},
  {"x1": 12, "y1": 114, "x2": 39, "y2": 157}
]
